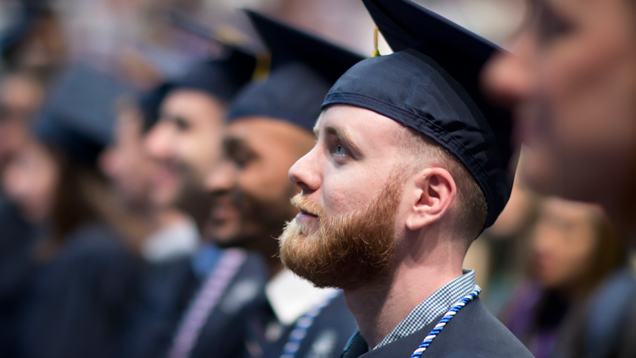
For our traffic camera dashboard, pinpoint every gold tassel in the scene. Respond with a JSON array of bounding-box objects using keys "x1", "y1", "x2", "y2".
[
  {"x1": 371, "y1": 27, "x2": 381, "y2": 57},
  {"x1": 252, "y1": 52, "x2": 271, "y2": 81}
]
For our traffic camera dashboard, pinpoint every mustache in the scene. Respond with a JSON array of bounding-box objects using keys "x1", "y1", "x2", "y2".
[{"x1": 290, "y1": 194, "x2": 325, "y2": 217}]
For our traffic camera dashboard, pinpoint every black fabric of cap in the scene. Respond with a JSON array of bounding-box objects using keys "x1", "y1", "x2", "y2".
[{"x1": 226, "y1": 10, "x2": 364, "y2": 132}]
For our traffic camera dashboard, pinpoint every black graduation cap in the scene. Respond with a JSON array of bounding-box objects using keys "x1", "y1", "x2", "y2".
[
  {"x1": 226, "y1": 10, "x2": 364, "y2": 132},
  {"x1": 138, "y1": 16, "x2": 258, "y2": 132},
  {"x1": 35, "y1": 64, "x2": 132, "y2": 167},
  {"x1": 323, "y1": 0, "x2": 515, "y2": 229}
]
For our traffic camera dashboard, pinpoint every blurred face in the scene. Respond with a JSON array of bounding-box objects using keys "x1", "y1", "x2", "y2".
[
  {"x1": 145, "y1": 90, "x2": 225, "y2": 213},
  {"x1": 2, "y1": 140, "x2": 59, "y2": 222},
  {"x1": 0, "y1": 74, "x2": 44, "y2": 170},
  {"x1": 483, "y1": 0, "x2": 636, "y2": 205},
  {"x1": 10, "y1": 13, "x2": 67, "y2": 75},
  {"x1": 280, "y1": 105, "x2": 410, "y2": 290},
  {"x1": 531, "y1": 198, "x2": 599, "y2": 289},
  {"x1": 205, "y1": 118, "x2": 314, "y2": 250},
  {"x1": 100, "y1": 106, "x2": 152, "y2": 208}
]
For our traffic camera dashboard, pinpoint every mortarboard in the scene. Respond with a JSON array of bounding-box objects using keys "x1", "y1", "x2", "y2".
[
  {"x1": 35, "y1": 64, "x2": 132, "y2": 167},
  {"x1": 139, "y1": 15, "x2": 258, "y2": 132},
  {"x1": 226, "y1": 11, "x2": 364, "y2": 132},
  {"x1": 322, "y1": 0, "x2": 515, "y2": 229}
]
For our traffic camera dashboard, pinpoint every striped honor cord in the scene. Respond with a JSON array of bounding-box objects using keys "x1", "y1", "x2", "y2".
[
  {"x1": 169, "y1": 249, "x2": 247, "y2": 358},
  {"x1": 280, "y1": 290, "x2": 340, "y2": 358},
  {"x1": 411, "y1": 285, "x2": 481, "y2": 358}
]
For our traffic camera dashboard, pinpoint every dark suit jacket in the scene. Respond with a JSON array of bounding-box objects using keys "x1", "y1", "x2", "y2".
[
  {"x1": 347, "y1": 297, "x2": 533, "y2": 358},
  {"x1": 244, "y1": 292, "x2": 358, "y2": 358},
  {"x1": 19, "y1": 222, "x2": 140, "y2": 358}
]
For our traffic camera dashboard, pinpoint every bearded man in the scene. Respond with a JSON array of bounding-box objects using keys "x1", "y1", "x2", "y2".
[
  {"x1": 205, "y1": 11, "x2": 362, "y2": 358},
  {"x1": 279, "y1": 0, "x2": 533, "y2": 357}
]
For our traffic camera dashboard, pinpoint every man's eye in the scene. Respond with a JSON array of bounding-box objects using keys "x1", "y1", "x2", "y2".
[
  {"x1": 335, "y1": 144, "x2": 348, "y2": 156},
  {"x1": 233, "y1": 156, "x2": 249, "y2": 169},
  {"x1": 229, "y1": 150, "x2": 256, "y2": 169},
  {"x1": 536, "y1": 5, "x2": 574, "y2": 43},
  {"x1": 174, "y1": 117, "x2": 191, "y2": 131}
]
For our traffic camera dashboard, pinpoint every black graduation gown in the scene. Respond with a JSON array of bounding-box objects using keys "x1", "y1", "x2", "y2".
[
  {"x1": 245, "y1": 293, "x2": 358, "y2": 358},
  {"x1": 347, "y1": 297, "x2": 533, "y2": 358},
  {"x1": 0, "y1": 194, "x2": 38, "y2": 358},
  {"x1": 119, "y1": 256, "x2": 201, "y2": 358},
  {"x1": 18, "y1": 222, "x2": 140, "y2": 358},
  {"x1": 188, "y1": 251, "x2": 270, "y2": 358}
]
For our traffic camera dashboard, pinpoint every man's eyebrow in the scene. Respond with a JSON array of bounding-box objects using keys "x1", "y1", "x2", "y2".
[{"x1": 324, "y1": 125, "x2": 362, "y2": 154}]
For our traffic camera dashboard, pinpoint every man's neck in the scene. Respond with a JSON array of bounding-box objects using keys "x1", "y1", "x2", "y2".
[
  {"x1": 344, "y1": 232, "x2": 464, "y2": 348},
  {"x1": 238, "y1": 232, "x2": 284, "y2": 279}
]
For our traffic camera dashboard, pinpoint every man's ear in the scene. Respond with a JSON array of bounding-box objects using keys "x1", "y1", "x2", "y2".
[{"x1": 405, "y1": 167, "x2": 457, "y2": 231}]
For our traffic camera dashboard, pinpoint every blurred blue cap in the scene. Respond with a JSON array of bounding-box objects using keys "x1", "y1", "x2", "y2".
[
  {"x1": 35, "y1": 64, "x2": 132, "y2": 167},
  {"x1": 139, "y1": 14, "x2": 258, "y2": 132}
]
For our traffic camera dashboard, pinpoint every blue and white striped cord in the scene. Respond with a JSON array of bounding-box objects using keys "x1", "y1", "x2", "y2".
[
  {"x1": 280, "y1": 290, "x2": 340, "y2": 358},
  {"x1": 411, "y1": 285, "x2": 481, "y2": 358}
]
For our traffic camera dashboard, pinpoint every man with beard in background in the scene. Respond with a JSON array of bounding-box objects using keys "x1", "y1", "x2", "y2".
[
  {"x1": 121, "y1": 41, "x2": 269, "y2": 358},
  {"x1": 278, "y1": 0, "x2": 532, "y2": 357},
  {"x1": 205, "y1": 11, "x2": 361, "y2": 358}
]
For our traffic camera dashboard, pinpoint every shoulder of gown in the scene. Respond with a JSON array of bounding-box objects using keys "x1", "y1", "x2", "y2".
[
  {"x1": 357, "y1": 297, "x2": 533, "y2": 358},
  {"x1": 189, "y1": 251, "x2": 270, "y2": 358},
  {"x1": 20, "y1": 222, "x2": 141, "y2": 358},
  {"x1": 295, "y1": 292, "x2": 358, "y2": 358},
  {"x1": 119, "y1": 255, "x2": 200, "y2": 358}
]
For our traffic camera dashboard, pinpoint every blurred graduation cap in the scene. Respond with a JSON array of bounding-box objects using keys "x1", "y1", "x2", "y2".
[
  {"x1": 226, "y1": 10, "x2": 364, "y2": 132},
  {"x1": 138, "y1": 14, "x2": 258, "y2": 132},
  {"x1": 35, "y1": 64, "x2": 132, "y2": 167},
  {"x1": 0, "y1": 1, "x2": 53, "y2": 62},
  {"x1": 322, "y1": 0, "x2": 515, "y2": 229}
]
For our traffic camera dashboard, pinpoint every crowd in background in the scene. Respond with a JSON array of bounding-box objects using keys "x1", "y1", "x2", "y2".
[{"x1": 1, "y1": 1, "x2": 635, "y2": 358}]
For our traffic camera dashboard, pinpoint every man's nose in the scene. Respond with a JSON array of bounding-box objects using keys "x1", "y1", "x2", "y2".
[
  {"x1": 481, "y1": 35, "x2": 535, "y2": 108},
  {"x1": 206, "y1": 160, "x2": 237, "y2": 195},
  {"x1": 144, "y1": 123, "x2": 173, "y2": 160},
  {"x1": 288, "y1": 148, "x2": 320, "y2": 194}
]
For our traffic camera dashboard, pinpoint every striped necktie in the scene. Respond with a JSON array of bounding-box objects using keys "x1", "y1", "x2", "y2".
[{"x1": 169, "y1": 249, "x2": 247, "y2": 358}]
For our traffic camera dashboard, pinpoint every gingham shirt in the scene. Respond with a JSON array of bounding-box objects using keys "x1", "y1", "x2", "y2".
[{"x1": 343, "y1": 270, "x2": 477, "y2": 358}]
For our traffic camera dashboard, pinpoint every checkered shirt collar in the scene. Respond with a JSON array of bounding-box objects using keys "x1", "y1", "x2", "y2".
[{"x1": 343, "y1": 269, "x2": 476, "y2": 358}]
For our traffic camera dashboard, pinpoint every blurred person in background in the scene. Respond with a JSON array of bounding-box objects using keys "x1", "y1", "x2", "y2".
[
  {"x1": 124, "y1": 33, "x2": 269, "y2": 358},
  {"x1": 479, "y1": 164, "x2": 540, "y2": 315},
  {"x1": 481, "y1": 0, "x2": 636, "y2": 350},
  {"x1": 100, "y1": 98, "x2": 195, "y2": 260},
  {"x1": 502, "y1": 197, "x2": 635, "y2": 358},
  {"x1": 104, "y1": 91, "x2": 203, "y2": 358},
  {"x1": 205, "y1": 11, "x2": 361, "y2": 358},
  {"x1": 1, "y1": 0, "x2": 68, "y2": 81},
  {"x1": 1, "y1": 64, "x2": 139, "y2": 358},
  {"x1": 0, "y1": 69, "x2": 45, "y2": 358},
  {"x1": 482, "y1": 0, "x2": 636, "y2": 245},
  {"x1": 0, "y1": 70, "x2": 44, "y2": 170}
]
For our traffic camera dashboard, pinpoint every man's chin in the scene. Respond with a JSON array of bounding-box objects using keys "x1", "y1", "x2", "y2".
[{"x1": 149, "y1": 189, "x2": 178, "y2": 209}]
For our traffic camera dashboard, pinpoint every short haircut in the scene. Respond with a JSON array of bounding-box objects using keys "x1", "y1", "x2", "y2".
[{"x1": 398, "y1": 126, "x2": 488, "y2": 243}]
